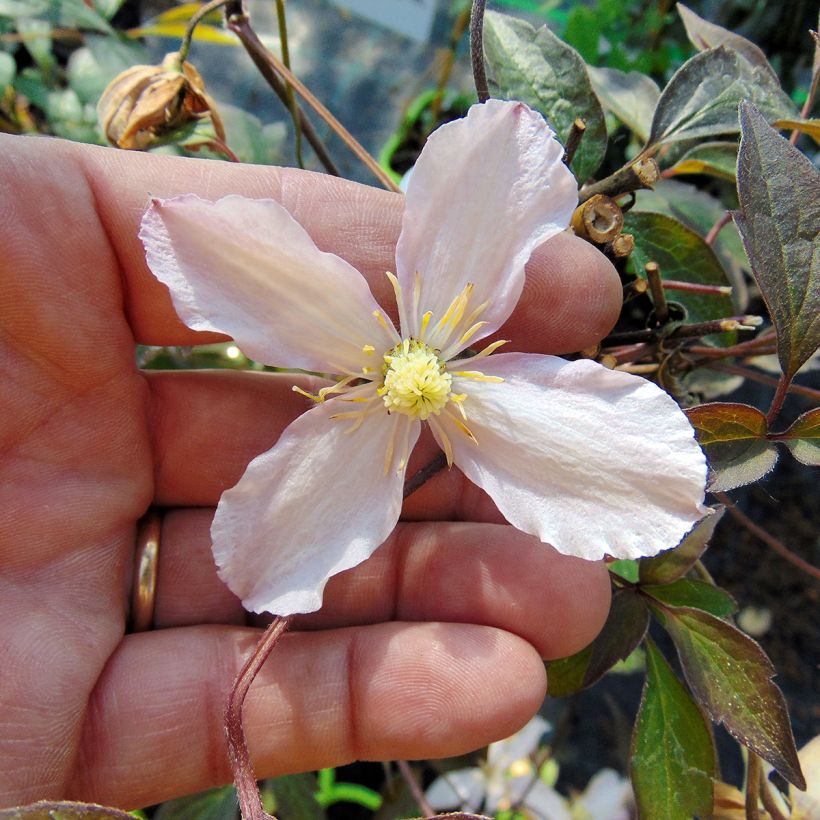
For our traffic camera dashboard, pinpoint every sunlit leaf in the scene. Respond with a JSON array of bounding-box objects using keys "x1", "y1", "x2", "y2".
[
  {"x1": 0, "y1": 51, "x2": 15, "y2": 87},
  {"x1": 482, "y1": 10, "x2": 607, "y2": 181},
  {"x1": 623, "y1": 211, "x2": 736, "y2": 333},
  {"x1": 643, "y1": 579, "x2": 737, "y2": 619},
  {"x1": 153, "y1": 786, "x2": 238, "y2": 820},
  {"x1": 0, "y1": 801, "x2": 135, "y2": 819},
  {"x1": 777, "y1": 407, "x2": 820, "y2": 466},
  {"x1": 773, "y1": 118, "x2": 820, "y2": 144},
  {"x1": 127, "y1": 22, "x2": 237, "y2": 45},
  {"x1": 734, "y1": 103, "x2": 820, "y2": 383},
  {"x1": 0, "y1": 0, "x2": 49, "y2": 15},
  {"x1": 630, "y1": 638, "x2": 715, "y2": 820},
  {"x1": 653, "y1": 605, "x2": 805, "y2": 788},
  {"x1": 676, "y1": 3, "x2": 777, "y2": 78},
  {"x1": 640, "y1": 507, "x2": 725, "y2": 584},
  {"x1": 686, "y1": 402, "x2": 778, "y2": 491},
  {"x1": 547, "y1": 588, "x2": 649, "y2": 697},
  {"x1": 665, "y1": 141, "x2": 738, "y2": 182},
  {"x1": 635, "y1": 181, "x2": 749, "y2": 306},
  {"x1": 647, "y1": 47, "x2": 797, "y2": 148},
  {"x1": 609, "y1": 558, "x2": 639, "y2": 582},
  {"x1": 586, "y1": 65, "x2": 659, "y2": 142}
]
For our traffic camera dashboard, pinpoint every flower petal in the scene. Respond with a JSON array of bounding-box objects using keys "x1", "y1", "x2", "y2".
[
  {"x1": 395, "y1": 100, "x2": 577, "y2": 348},
  {"x1": 434, "y1": 353, "x2": 708, "y2": 561},
  {"x1": 211, "y1": 389, "x2": 419, "y2": 615},
  {"x1": 140, "y1": 194, "x2": 398, "y2": 373}
]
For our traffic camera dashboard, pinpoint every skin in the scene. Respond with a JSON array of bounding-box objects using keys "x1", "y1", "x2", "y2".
[{"x1": 0, "y1": 133, "x2": 622, "y2": 810}]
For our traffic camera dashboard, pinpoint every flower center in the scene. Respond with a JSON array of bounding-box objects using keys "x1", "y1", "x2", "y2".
[{"x1": 379, "y1": 339, "x2": 452, "y2": 420}]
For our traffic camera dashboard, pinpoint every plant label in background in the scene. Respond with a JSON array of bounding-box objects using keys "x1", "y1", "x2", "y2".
[{"x1": 331, "y1": 0, "x2": 438, "y2": 43}]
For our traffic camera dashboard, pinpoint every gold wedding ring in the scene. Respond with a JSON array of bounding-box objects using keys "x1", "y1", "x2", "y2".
[{"x1": 130, "y1": 509, "x2": 162, "y2": 632}]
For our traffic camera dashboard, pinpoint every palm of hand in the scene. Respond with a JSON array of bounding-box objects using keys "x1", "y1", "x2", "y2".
[{"x1": 0, "y1": 135, "x2": 615, "y2": 810}]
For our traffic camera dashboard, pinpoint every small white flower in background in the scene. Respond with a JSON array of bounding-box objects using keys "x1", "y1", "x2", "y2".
[
  {"x1": 425, "y1": 715, "x2": 633, "y2": 819},
  {"x1": 140, "y1": 99, "x2": 708, "y2": 616}
]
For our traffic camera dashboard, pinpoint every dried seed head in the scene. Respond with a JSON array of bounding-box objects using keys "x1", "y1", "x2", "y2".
[{"x1": 97, "y1": 53, "x2": 225, "y2": 150}]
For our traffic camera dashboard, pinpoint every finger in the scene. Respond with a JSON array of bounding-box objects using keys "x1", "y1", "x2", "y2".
[
  {"x1": 2, "y1": 135, "x2": 620, "y2": 354},
  {"x1": 68, "y1": 622, "x2": 547, "y2": 809},
  {"x1": 154, "y1": 509, "x2": 611, "y2": 660}
]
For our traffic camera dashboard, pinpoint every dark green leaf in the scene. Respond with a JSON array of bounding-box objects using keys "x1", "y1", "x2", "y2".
[
  {"x1": 640, "y1": 507, "x2": 725, "y2": 584},
  {"x1": 483, "y1": 10, "x2": 607, "y2": 181},
  {"x1": 563, "y1": 5, "x2": 600, "y2": 63},
  {"x1": 686, "y1": 402, "x2": 778, "y2": 491},
  {"x1": 777, "y1": 407, "x2": 820, "y2": 466},
  {"x1": 666, "y1": 141, "x2": 738, "y2": 182},
  {"x1": 630, "y1": 639, "x2": 715, "y2": 820},
  {"x1": 587, "y1": 66, "x2": 659, "y2": 143},
  {"x1": 676, "y1": 3, "x2": 777, "y2": 79},
  {"x1": 0, "y1": 802, "x2": 135, "y2": 820},
  {"x1": 622, "y1": 211, "x2": 736, "y2": 332},
  {"x1": 648, "y1": 47, "x2": 797, "y2": 147},
  {"x1": 153, "y1": 786, "x2": 238, "y2": 820},
  {"x1": 547, "y1": 588, "x2": 649, "y2": 696},
  {"x1": 264, "y1": 773, "x2": 325, "y2": 820},
  {"x1": 643, "y1": 579, "x2": 737, "y2": 618},
  {"x1": 654, "y1": 605, "x2": 805, "y2": 788},
  {"x1": 634, "y1": 181, "x2": 749, "y2": 305},
  {"x1": 735, "y1": 103, "x2": 820, "y2": 382}
]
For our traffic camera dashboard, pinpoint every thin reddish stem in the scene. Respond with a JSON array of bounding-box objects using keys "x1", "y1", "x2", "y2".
[
  {"x1": 766, "y1": 372, "x2": 791, "y2": 427},
  {"x1": 661, "y1": 279, "x2": 733, "y2": 296},
  {"x1": 396, "y1": 760, "x2": 435, "y2": 816},
  {"x1": 226, "y1": 616, "x2": 293, "y2": 820},
  {"x1": 706, "y1": 363, "x2": 820, "y2": 403},
  {"x1": 714, "y1": 493, "x2": 820, "y2": 581},
  {"x1": 705, "y1": 211, "x2": 732, "y2": 246}
]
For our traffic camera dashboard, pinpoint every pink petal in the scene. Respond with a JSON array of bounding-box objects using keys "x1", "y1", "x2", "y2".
[
  {"x1": 435, "y1": 353, "x2": 708, "y2": 561},
  {"x1": 140, "y1": 195, "x2": 398, "y2": 373},
  {"x1": 211, "y1": 388, "x2": 419, "y2": 615},
  {"x1": 395, "y1": 100, "x2": 577, "y2": 350}
]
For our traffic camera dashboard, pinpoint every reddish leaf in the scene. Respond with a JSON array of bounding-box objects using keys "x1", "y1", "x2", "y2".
[{"x1": 776, "y1": 407, "x2": 820, "y2": 466}]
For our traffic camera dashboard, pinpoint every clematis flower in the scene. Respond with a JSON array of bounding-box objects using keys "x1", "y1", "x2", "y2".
[{"x1": 140, "y1": 99, "x2": 708, "y2": 616}]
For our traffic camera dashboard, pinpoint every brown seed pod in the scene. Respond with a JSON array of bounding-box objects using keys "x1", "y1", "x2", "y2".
[{"x1": 97, "y1": 53, "x2": 225, "y2": 150}]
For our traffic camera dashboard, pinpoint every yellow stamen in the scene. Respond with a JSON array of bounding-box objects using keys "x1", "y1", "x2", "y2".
[
  {"x1": 385, "y1": 271, "x2": 404, "y2": 321},
  {"x1": 469, "y1": 339, "x2": 509, "y2": 360},
  {"x1": 450, "y1": 370, "x2": 505, "y2": 383},
  {"x1": 380, "y1": 339, "x2": 453, "y2": 420},
  {"x1": 419, "y1": 310, "x2": 433, "y2": 341},
  {"x1": 436, "y1": 282, "x2": 474, "y2": 337},
  {"x1": 362, "y1": 344, "x2": 375, "y2": 355},
  {"x1": 429, "y1": 416, "x2": 454, "y2": 467},
  {"x1": 455, "y1": 321, "x2": 488, "y2": 349}
]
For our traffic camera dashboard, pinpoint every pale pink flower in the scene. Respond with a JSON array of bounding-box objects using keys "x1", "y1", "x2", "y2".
[{"x1": 140, "y1": 100, "x2": 708, "y2": 616}]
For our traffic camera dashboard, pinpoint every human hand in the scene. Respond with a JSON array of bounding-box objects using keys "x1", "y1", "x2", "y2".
[{"x1": 0, "y1": 134, "x2": 619, "y2": 810}]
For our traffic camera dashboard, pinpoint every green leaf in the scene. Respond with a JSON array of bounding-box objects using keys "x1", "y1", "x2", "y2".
[
  {"x1": 547, "y1": 588, "x2": 649, "y2": 697},
  {"x1": 622, "y1": 211, "x2": 736, "y2": 332},
  {"x1": 264, "y1": 773, "x2": 325, "y2": 820},
  {"x1": 563, "y1": 5, "x2": 600, "y2": 63},
  {"x1": 609, "y1": 558, "x2": 639, "y2": 582},
  {"x1": 777, "y1": 407, "x2": 820, "y2": 466},
  {"x1": 648, "y1": 46, "x2": 797, "y2": 148},
  {"x1": 643, "y1": 579, "x2": 737, "y2": 619},
  {"x1": 665, "y1": 141, "x2": 738, "y2": 182},
  {"x1": 686, "y1": 402, "x2": 778, "y2": 491},
  {"x1": 483, "y1": 10, "x2": 607, "y2": 182},
  {"x1": 630, "y1": 639, "x2": 715, "y2": 820},
  {"x1": 676, "y1": 3, "x2": 778, "y2": 79},
  {"x1": 153, "y1": 786, "x2": 238, "y2": 820},
  {"x1": 0, "y1": 50, "x2": 14, "y2": 87},
  {"x1": 734, "y1": 102, "x2": 820, "y2": 383},
  {"x1": 586, "y1": 65, "x2": 659, "y2": 143},
  {"x1": 654, "y1": 605, "x2": 805, "y2": 789},
  {"x1": 640, "y1": 506, "x2": 725, "y2": 584},
  {"x1": 0, "y1": 802, "x2": 135, "y2": 819},
  {"x1": 17, "y1": 17, "x2": 54, "y2": 73},
  {"x1": 634, "y1": 181, "x2": 749, "y2": 305}
]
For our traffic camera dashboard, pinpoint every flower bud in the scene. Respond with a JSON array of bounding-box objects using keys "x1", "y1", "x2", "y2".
[{"x1": 97, "y1": 53, "x2": 225, "y2": 150}]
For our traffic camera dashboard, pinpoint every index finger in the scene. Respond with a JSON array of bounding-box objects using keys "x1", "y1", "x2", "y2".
[{"x1": 3, "y1": 134, "x2": 621, "y2": 354}]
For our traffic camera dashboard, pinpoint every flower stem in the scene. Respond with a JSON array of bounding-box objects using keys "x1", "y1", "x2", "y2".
[
  {"x1": 746, "y1": 752, "x2": 762, "y2": 820},
  {"x1": 705, "y1": 363, "x2": 820, "y2": 403},
  {"x1": 226, "y1": 616, "x2": 293, "y2": 820},
  {"x1": 178, "y1": 0, "x2": 230, "y2": 66},
  {"x1": 274, "y1": 0, "x2": 304, "y2": 169},
  {"x1": 396, "y1": 760, "x2": 434, "y2": 816},
  {"x1": 469, "y1": 0, "x2": 489, "y2": 102},
  {"x1": 714, "y1": 492, "x2": 820, "y2": 581},
  {"x1": 759, "y1": 773, "x2": 789, "y2": 820},
  {"x1": 225, "y1": 2, "x2": 341, "y2": 177},
  {"x1": 404, "y1": 452, "x2": 448, "y2": 499},
  {"x1": 765, "y1": 371, "x2": 790, "y2": 427}
]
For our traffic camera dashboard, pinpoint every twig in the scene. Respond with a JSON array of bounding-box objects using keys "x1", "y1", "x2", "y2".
[
  {"x1": 274, "y1": 0, "x2": 304, "y2": 168},
  {"x1": 226, "y1": 616, "x2": 293, "y2": 820},
  {"x1": 469, "y1": 0, "x2": 489, "y2": 102},
  {"x1": 662, "y1": 279, "x2": 732, "y2": 296},
  {"x1": 579, "y1": 157, "x2": 659, "y2": 203},
  {"x1": 686, "y1": 331, "x2": 776, "y2": 358},
  {"x1": 563, "y1": 118, "x2": 586, "y2": 165},
  {"x1": 404, "y1": 453, "x2": 448, "y2": 499},
  {"x1": 766, "y1": 372, "x2": 790, "y2": 427},
  {"x1": 229, "y1": 10, "x2": 399, "y2": 191},
  {"x1": 705, "y1": 211, "x2": 732, "y2": 246},
  {"x1": 225, "y1": 4, "x2": 340, "y2": 176},
  {"x1": 397, "y1": 760, "x2": 435, "y2": 816},
  {"x1": 759, "y1": 773, "x2": 789, "y2": 820},
  {"x1": 746, "y1": 753, "x2": 762, "y2": 820},
  {"x1": 706, "y1": 363, "x2": 820, "y2": 403},
  {"x1": 603, "y1": 315, "x2": 761, "y2": 345},
  {"x1": 714, "y1": 492, "x2": 820, "y2": 581},
  {"x1": 644, "y1": 262, "x2": 669, "y2": 324},
  {"x1": 791, "y1": 31, "x2": 820, "y2": 145},
  {"x1": 602, "y1": 342, "x2": 654, "y2": 364}
]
